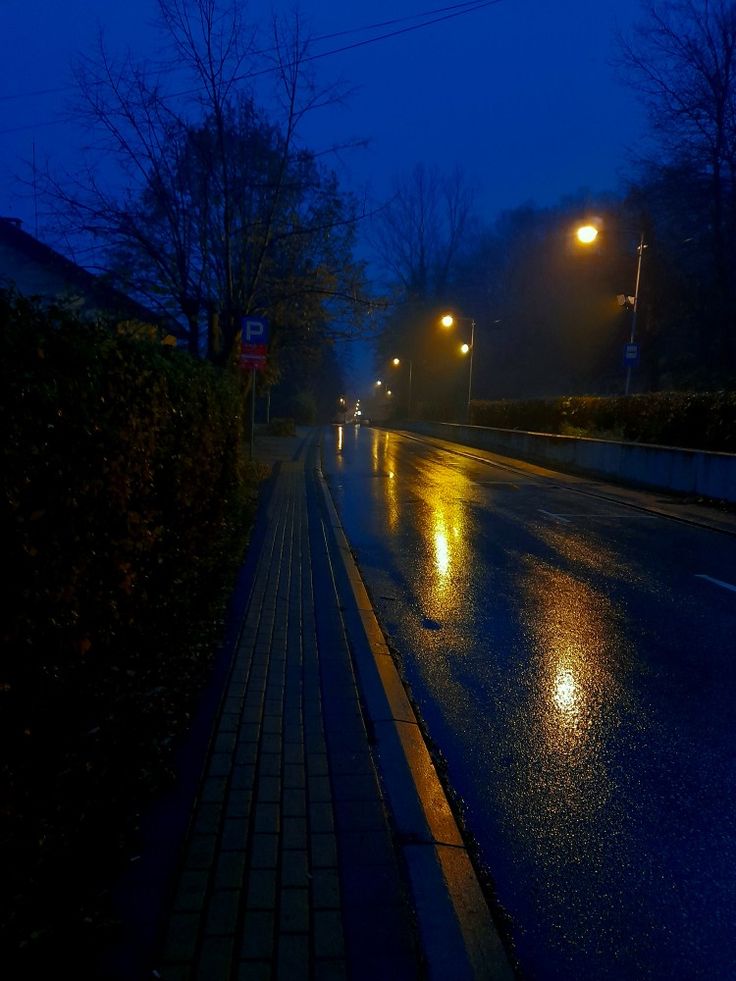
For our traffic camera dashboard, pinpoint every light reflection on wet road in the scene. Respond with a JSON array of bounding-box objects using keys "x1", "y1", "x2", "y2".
[{"x1": 324, "y1": 425, "x2": 736, "y2": 980}]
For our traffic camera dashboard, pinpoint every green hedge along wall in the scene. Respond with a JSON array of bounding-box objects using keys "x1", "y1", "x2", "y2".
[{"x1": 470, "y1": 391, "x2": 736, "y2": 452}]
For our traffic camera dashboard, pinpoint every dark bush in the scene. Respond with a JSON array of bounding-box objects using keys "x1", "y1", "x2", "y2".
[
  {"x1": 268, "y1": 416, "x2": 296, "y2": 436},
  {"x1": 0, "y1": 291, "x2": 260, "y2": 968},
  {"x1": 470, "y1": 390, "x2": 736, "y2": 452}
]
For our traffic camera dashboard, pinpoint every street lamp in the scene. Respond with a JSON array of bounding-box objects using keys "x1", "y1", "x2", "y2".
[
  {"x1": 576, "y1": 224, "x2": 599, "y2": 245},
  {"x1": 391, "y1": 356, "x2": 413, "y2": 419},
  {"x1": 576, "y1": 221, "x2": 646, "y2": 395},
  {"x1": 440, "y1": 313, "x2": 476, "y2": 420},
  {"x1": 625, "y1": 231, "x2": 646, "y2": 396}
]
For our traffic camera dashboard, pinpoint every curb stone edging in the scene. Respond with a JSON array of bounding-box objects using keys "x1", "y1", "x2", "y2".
[{"x1": 314, "y1": 463, "x2": 515, "y2": 981}]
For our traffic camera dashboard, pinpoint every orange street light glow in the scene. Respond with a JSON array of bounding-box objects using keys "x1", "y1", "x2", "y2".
[
  {"x1": 576, "y1": 224, "x2": 599, "y2": 245},
  {"x1": 441, "y1": 314, "x2": 454, "y2": 328}
]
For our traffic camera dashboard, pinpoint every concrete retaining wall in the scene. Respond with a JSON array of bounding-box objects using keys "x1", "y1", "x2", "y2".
[{"x1": 400, "y1": 421, "x2": 736, "y2": 503}]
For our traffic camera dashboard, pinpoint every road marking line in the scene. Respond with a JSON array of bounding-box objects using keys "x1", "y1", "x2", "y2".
[
  {"x1": 539, "y1": 509, "x2": 661, "y2": 521},
  {"x1": 695, "y1": 574, "x2": 736, "y2": 594},
  {"x1": 538, "y1": 509, "x2": 570, "y2": 523}
]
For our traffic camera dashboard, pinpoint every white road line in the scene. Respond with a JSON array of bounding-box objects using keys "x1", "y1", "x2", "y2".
[
  {"x1": 695, "y1": 574, "x2": 736, "y2": 594},
  {"x1": 538, "y1": 509, "x2": 570, "y2": 523},
  {"x1": 538, "y1": 510, "x2": 659, "y2": 522}
]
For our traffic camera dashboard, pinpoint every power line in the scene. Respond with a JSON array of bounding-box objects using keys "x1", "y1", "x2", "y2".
[
  {"x1": 0, "y1": 0, "x2": 494, "y2": 105},
  {"x1": 0, "y1": 0, "x2": 501, "y2": 135},
  {"x1": 275, "y1": 1, "x2": 502, "y2": 68},
  {"x1": 165, "y1": 0, "x2": 500, "y2": 95}
]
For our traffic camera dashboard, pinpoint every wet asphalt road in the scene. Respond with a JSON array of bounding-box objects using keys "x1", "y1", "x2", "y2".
[{"x1": 321, "y1": 424, "x2": 736, "y2": 981}]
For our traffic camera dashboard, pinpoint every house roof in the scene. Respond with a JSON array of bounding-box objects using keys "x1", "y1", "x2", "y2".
[{"x1": 0, "y1": 216, "x2": 167, "y2": 327}]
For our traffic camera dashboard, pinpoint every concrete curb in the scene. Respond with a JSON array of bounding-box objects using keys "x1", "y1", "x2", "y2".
[
  {"x1": 395, "y1": 429, "x2": 736, "y2": 538},
  {"x1": 314, "y1": 464, "x2": 515, "y2": 981},
  {"x1": 401, "y1": 420, "x2": 736, "y2": 504}
]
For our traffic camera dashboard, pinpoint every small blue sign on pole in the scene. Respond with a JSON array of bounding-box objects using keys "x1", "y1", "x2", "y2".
[
  {"x1": 240, "y1": 316, "x2": 270, "y2": 370},
  {"x1": 242, "y1": 316, "x2": 269, "y2": 345},
  {"x1": 240, "y1": 317, "x2": 270, "y2": 462},
  {"x1": 623, "y1": 342, "x2": 640, "y2": 366}
]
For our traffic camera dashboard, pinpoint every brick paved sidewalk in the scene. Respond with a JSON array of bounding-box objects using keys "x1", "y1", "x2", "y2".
[{"x1": 158, "y1": 432, "x2": 420, "y2": 979}]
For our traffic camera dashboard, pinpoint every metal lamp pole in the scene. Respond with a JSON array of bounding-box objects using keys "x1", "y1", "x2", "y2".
[
  {"x1": 440, "y1": 313, "x2": 477, "y2": 422},
  {"x1": 392, "y1": 357, "x2": 414, "y2": 419},
  {"x1": 467, "y1": 319, "x2": 476, "y2": 419},
  {"x1": 625, "y1": 232, "x2": 646, "y2": 396}
]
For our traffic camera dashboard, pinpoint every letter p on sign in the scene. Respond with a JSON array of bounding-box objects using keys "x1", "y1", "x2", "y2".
[{"x1": 242, "y1": 316, "x2": 269, "y2": 344}]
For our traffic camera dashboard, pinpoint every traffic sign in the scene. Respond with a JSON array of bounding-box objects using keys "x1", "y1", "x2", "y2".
[
  {"x1": 241, "y1": 355, "x2": 267, "y2": 371},
  {"x1": 623, "y1": 342, "x2": 640, "y2": 366},
  {"x1": 242, "y1": 316, "x2": 269, "y2": 345},
  {"x1": 240, "y1": 316, "x2": 269, "y2": 370}
]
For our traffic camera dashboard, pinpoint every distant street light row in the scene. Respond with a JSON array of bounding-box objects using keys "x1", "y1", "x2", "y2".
[
  {"x1": 380, "y1": 314, "x2": 475, "y2": 422},
  {"x1": 440, "y1": 313, "x2": 476, "y2": 419},
  {"x1": 369, "y1": 219, "x2": 644, "y2": 424}
]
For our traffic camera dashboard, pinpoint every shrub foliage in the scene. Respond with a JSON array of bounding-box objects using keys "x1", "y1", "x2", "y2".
[
  {"x1": 470, "y1": 391, "x2": 736, "y2": 452},
  {"x1": 0, "y1": 291, "x2": 260, "y2": 967}
]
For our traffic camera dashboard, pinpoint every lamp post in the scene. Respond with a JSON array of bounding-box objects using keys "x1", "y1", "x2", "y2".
[
  {"x1": 391, "y1": 356, "x2": 413, "y2": 418},
  {"x1": 440, "y1": 313, "x2": 476, "y2": 420},
  {"x1": 575, "y1": 222, "x2": 646, "y2": 395},
  {"x1": 625, "y1": 231, "x2": 646, "y2": 396}
]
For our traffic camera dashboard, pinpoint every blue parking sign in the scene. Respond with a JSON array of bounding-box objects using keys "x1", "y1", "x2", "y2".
[
  {"x1": 242, "y1": 316, "x2": 269, "y2": 345},
  {"x1": 623, "y1": 342, "x2": 640, "y2": 365}
]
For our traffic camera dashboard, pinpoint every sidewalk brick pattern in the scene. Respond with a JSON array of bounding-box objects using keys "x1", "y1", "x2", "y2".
[{"x1": 159, "y1": 458, "x2": 418, "y2": 980}]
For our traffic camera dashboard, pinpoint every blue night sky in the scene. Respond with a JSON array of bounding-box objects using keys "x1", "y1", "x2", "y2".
[{"x1": 1, "y1": 0, "x2": 650, "y2": 385}]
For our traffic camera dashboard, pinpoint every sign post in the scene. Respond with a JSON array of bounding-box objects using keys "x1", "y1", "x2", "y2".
[
  {"x1": 624, "y1": 232, "x2": 646, "y2": 395},
  {"x1": 240, "y1": 317, "x2": 269, "y2": 459},
  {"x1": 250, "y1": 365, "x2": 256, "y2": 460}
]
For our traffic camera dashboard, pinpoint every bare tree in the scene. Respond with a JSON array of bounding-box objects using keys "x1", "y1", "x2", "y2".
[
  {"x1": 369, "y1": 164, "x2": 478, "y2": 417},
  {"x1": 41, "y1": 0, "x2": 373, "y2": 363},
  {"x1": 618, "y1": 0, "x2": 736, "y2": 370},
  {"x1": 371, "y1": 163, "x2": 477, "y2": 299}
]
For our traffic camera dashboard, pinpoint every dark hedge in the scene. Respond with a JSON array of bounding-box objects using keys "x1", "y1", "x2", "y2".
[
  {"x1": 470, "y1": 391, "x2": 736, "y2": 452},
  {"x1": 0, "y1": 292, "x2": 261, "y2": 970}
]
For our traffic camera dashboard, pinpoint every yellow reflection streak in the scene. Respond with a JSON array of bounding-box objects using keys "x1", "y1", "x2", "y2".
[
  {"x1": 553, "y1": 666, "x2": 578, "y2": 715},
  {"x1": 369, "y1": 431, "x2": 400, "y2": 532},
  {"x1": 366, "y1": 439, "x2": 476, "y2": 619},
  {"x1": 434, "y1": 527, "x2": 451, "y2": 577},
  {"x1": 414, "y1": 462, "x2": 474, "y2": 608},
  {"x1": 513, "y1": 561, "x2": 626, "y2": 837},
  {"x1": 337, "y1": 426, "x2": 343, "y2": 452}
]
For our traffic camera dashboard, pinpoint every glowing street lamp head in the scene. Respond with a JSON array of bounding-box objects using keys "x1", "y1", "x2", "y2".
[
  {"x1": 392, "y1": 357, "x2": 400, "y2": 365},
  {"x1": 440, "y1": 314, "x2": 455, "y2": 328},
  {"x1": 460, "y1": 342, "x2": 470, "y2": 355},
  {"x1": 375, "y1": 379, "x2": 382, "y2": 386},
  {"x1": 576, "y1": 224, "x2": 599, "y2": 245}
]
